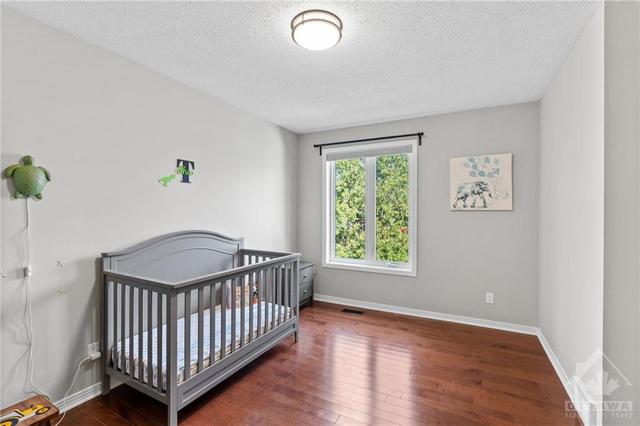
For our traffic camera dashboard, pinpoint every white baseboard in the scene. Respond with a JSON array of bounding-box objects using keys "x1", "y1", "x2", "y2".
[
  {"x1": 537, "y1": 332, "x2": 573, "y2": 400},
  {"x1": 537, "y1": 331, "x2": 597, "y2": 426},
  {"x1": 54, "y1": 379, "x2": 121, "y2": 414},
  {"x1": 313, "y1": 293, "x2": 539, "y2": 335},
  {"x1": 54, "y1": 382, "x2": 102, "y2": 413}
]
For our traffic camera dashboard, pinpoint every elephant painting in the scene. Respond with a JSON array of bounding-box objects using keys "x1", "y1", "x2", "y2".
[
  {"x1": 450, "y1": 154, "x2": 512, "y2": 210},
  {"x1": 452, "y1": 181, "x2": 494, "y2": 209}
]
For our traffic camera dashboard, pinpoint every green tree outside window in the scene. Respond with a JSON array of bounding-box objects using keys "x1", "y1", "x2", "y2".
[
  {"x1": 376, "y1": 154, "x2": 409, "y2": 263},
  {"x1": 333, "y1": 154, "x2": 409, "y2": 263},
  {"x1": 334, "y1": 158, "x2": 366, "y2": 259}
]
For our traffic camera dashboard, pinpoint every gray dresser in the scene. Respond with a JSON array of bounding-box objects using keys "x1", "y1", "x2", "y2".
[{"x1": 299, "y1": 262, "x2": 314, "y2": 306}]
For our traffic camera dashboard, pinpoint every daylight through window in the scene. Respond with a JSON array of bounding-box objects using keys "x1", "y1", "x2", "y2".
[{"x1": 323, "y1": 138, "x2": 417, "y2": 276}]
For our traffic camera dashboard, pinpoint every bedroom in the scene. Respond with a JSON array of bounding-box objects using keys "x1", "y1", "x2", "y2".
[{"x1": 0, "y1": 1, "x2": 638, "y2": 426}]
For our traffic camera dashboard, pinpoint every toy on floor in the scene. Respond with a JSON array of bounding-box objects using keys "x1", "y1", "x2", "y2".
[
  {"x1": 0, "y1": 395, "x2": 57, "y2": 426},
  {"x1": 3, "y1": 155, "x2": 50, "y2": 199}
]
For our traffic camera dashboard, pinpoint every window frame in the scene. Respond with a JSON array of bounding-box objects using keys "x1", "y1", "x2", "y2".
[{"x1": 322, "y1": 137, "x2": 418, "y2": 277}]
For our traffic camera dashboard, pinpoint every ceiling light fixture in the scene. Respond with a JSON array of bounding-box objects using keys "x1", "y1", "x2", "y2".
[{"x1": 291, "y1": 9, "x2": 342, "y2": 51}]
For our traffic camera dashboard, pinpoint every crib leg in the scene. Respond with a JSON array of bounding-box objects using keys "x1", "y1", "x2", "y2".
[
  {"x1": 294, "y1": 330, "x2": 298, "y2": 343},
  {"x1": 167, "y1": 405, "x2": 177, "y2": 426}
]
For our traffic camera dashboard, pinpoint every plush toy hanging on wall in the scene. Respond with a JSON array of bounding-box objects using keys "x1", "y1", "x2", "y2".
[{"x1": 3, "y1": 155, "x2": 51, "y2": 199}]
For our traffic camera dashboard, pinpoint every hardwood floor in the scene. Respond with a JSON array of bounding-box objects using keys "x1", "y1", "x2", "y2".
[{"x1": 58, "y1": 302, "x2": 580, "y2": 425}]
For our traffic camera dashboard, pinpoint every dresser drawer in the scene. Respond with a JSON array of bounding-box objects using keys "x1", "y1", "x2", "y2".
[
  {"x1": 300, "y1": 265, "x2": 313, "y2": 283},
  {"x1": 298, "y1": 262, "x2": 313, "y2": 306},
  {"x1": 300, "y1": 280, "x2": 313, "y2": 301}
]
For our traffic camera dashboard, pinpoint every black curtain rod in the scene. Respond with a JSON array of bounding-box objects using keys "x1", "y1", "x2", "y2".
[{"x1": 313, "y1": 132, "x2": 423, "y2": 155}]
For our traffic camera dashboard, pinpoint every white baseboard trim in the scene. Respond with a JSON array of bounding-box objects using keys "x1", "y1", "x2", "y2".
[
  {"x1": 54, "y1": 381, "x2": 102, "y2": 413},
  {"x1": 537, "y1": 331, "x2": 596, "y2": 426},
  {"x1": 537, "y1": 331, "x2": 573, "y2": 402},
  {"x1": 54, "y1": 379, "x2": 122, "y2": 414},
  {"x1": 313, "y1": 293, "x2": 539, "y2": 335}
]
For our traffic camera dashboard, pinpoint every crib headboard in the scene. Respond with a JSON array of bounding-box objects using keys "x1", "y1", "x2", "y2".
[{"x1": 102, "y1": 230, "x2": 244, "y2": 283}]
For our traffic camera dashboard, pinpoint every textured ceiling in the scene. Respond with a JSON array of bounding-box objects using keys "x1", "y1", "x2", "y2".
[{"x1": 6, "y1": 1, "x2": 600, "y2": 134}]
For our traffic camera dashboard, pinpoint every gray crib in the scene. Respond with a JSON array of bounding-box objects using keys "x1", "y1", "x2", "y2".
[{"x1": 101, "y1": 230, "x2": 300, "y2": 426}]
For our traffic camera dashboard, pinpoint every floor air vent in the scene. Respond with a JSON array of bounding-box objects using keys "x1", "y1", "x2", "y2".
[{"x1": 342, "y1": 308, "x2": 364, "y2": 315}]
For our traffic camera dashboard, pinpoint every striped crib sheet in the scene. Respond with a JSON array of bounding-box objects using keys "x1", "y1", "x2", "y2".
[{"x1": 111, "y1": 301, "x2": 290, "y2": 389}]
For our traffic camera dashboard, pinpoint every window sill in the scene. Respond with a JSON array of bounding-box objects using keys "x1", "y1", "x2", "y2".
[{"x1": 322, "y1": 260, "x2": 416, "y2": 277}]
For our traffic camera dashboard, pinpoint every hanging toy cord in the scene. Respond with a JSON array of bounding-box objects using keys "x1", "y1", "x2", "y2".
[
  {"x1": 25, "y1": 197, "x2": 93, "y2": 424},
  {"x1": 24, "y1": 197, "x2": 50, "y2": 399}
]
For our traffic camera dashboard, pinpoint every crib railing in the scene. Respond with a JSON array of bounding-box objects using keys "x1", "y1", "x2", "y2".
[{"x1": 102, "y1": 250, "x2": 299, "y2": 404}]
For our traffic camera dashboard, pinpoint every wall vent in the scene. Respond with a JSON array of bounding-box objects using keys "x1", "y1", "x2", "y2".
[{"x1": 342, "y1": 308, "x2": 364, "y2": 315}]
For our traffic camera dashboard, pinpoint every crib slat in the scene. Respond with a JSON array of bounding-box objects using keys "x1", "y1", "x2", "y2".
[
  {"x1": 277, "y1": 267, "x2": 282, "y2": 325},
  {"x1": 289, "y1": 263, "x2": 293, "y2": 319},
  {"x1": 271, "y1": 268, "x2": 276, "y2": 329},
  {"x1": 264, "y1": 268, "x2": 273, "y2": 331},
  {"x1": 283, "y1": 265, "x2": 289, "y2": 321},
  {"x1": 221, "y1": 281, "x2": 226, "y2": 359},
  {"x1": 240, "y1": 274, "x2": 245, "y2": 347},
  {"x1": 147, "y1": 290, "x2": 153, "y2": 385},
  {"x1": 197, "y1": 287, "x2": 204, "y2": 373},
  {"x1": 247, "y1": 255, "x2": 252, "y2": 343},
  {"x1": 184, "y1": 291, "x2": 191, "y2": 381},
  {"x1": 249, "y1": 271, "x2": 254, "y2": 342},
  {"x1": 210, "y1": 283, "x2": 216, "y2": 364},
  {"x1": 287, "y1": 264, "x2": 292, "y2": 320},
  {"x1": 256, "y1": 256, "x2": 264, "y2": 339},
  {"x1": 231, "y1": 278, "x2": 237, "y2": 352},
  {"x1": 157, "y1": 293, "x2": 163, "y2": 391},
  {"x1": 129, "y1": 285, "x2": 134, "y2": 377},
  {"x1": 138, "y1": 288, "x2": 143, "y2": 380},
  {"x1": 257, "y1": 269, "x2": 262, "y2": 338},
  {"x1": 113, "y1": 282, "x2": 118, "y2": 372},
  {"x1": 248, "y1": 274, "x2": 252, "y2": 337},
  {"x1": 282, "y1": 266, "x2": 286, "y2": 322},
  {"x1": 264, "y1": 268, "x2": 269, "y2": 330},
  {"x1": 121, "y1": 283, "x2": 126, "y2": 374}
]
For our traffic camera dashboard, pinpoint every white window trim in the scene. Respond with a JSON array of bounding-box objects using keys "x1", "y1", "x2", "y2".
[{"x1": 322, "y1": 137, "x2": 418, "y2": 277}]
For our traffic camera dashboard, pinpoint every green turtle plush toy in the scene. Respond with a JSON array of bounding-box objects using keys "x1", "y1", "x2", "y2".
[{"x1": 3, "y1": 155, "x2": 50, "y2": 199}]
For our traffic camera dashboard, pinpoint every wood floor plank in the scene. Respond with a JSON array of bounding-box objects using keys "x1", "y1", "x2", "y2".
[{"x1": 60, "y1": 302, "x2": 579, "y2": 425}]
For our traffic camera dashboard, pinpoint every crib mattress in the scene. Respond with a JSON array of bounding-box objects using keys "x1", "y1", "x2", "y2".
[{"x1": 111, "y1": 301, "x2": 290, "y2": 388}]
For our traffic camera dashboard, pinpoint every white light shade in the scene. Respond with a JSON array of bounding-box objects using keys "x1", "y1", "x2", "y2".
[{"x1": 291, "y1": 10, "x2": 342, "y2": 51}]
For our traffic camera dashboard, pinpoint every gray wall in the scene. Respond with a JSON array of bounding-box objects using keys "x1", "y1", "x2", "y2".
[
  {"x1": 298, "y1": 103, "x2": 540, "y2": 326},
  {"x1": 1, "y1": 9, "x2": 298, "y2": 406},
  {"x1": 603, "y1": 2, "x2": 639, "y2": 423},
  {"x1": 538, "y1": 3, "x2": 604, "y2": 411}
]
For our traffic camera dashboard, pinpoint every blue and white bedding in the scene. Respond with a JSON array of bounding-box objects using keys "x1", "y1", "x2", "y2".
[{"x1": 111, "y1": 301, "x2": 290, "y2": 388}]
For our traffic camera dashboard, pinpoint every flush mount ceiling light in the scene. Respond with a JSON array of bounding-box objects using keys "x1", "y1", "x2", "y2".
[{"x1": 291, "y1": 9, "x2": 343, "y2": 51}]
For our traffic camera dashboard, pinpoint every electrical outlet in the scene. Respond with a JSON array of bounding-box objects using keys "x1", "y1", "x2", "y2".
[
  {"x1": 88, "y1": 341, "x2": 101, "y2": 360},
  {"x1": 485, "y1": 292, "x2": 495, "y2": 304}
]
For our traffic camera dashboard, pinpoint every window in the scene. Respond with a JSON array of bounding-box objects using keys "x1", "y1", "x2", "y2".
[{"x1": 322, "y1": 138, "x2": 417, "y2": 276}]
